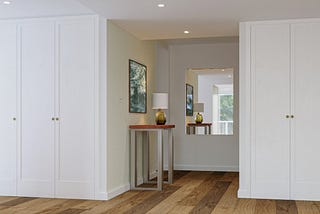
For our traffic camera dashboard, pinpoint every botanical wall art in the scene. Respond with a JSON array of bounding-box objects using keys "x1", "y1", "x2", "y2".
[
  {"x1": 129, "y1": 59, "x2": 147, "y2": 113},
  {"x1": 186, "y1": 84, "x2": 193, "y2": 116}
]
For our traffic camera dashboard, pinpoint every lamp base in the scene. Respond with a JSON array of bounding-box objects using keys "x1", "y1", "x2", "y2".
[
  {"x1": 195, "y1": 112, "x2": 203, "y2": 124},
  {"x1": 155, "y1": 110, "x2": 166, "y2": 125}
]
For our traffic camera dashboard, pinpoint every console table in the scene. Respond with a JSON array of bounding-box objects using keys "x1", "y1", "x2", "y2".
[
  {"x1": 129, "y1": 124, "x2": 175, "y2": 191},
  {"x1": 187, "y1": 123, "x2": 212, "y2": 135}
]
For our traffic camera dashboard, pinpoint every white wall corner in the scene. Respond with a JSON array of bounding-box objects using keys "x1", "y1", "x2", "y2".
[
  {"x1": 95, "y1": 191, "x2": 108, "y2": 200},
  {"x1": 107, "y1": 183, "x2": 130, "y2": 200},
  {"x1": 95, "y1": 15, "x2": 108, "y2": 201},
  {"x1": 239, "y1": 21, "x2": 252, "y2": 198},
  {"x1": 237, "y1": 189, "x2": 251, "y2": 198}
]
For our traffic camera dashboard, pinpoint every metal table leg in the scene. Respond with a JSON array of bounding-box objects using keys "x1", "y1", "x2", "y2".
[
  {"x1": 130, "y1": 127, "x2": 174, "y2": 191},
  {"x1": 130, "y1": 130, "x2": 136, "y2": 189},
  {"x1": 157, "y1": 130, "x2": 163, "y2": 190},
  {"x1": 168, "y1": 129, "x2": 173, "y2": 184},
  {"x1": 142, "y1": 131, "x2": 150, "y2": 183}
]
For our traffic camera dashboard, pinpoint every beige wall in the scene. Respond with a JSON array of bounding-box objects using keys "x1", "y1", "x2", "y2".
[{"x1": 107, "y1": 21, "x2": 156, "y2": 193}]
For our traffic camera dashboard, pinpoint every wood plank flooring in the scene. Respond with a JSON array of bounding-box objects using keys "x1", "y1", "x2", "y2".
[{"x1": 0, "y1": 171, "x2": 319, "y2": 214}]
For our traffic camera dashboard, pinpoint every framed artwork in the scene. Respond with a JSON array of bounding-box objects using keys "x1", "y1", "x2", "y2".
[
  {"x1": 129, "y1": 59, "x2": 147, "y2": 113},
  {"x1": 186, "y1": 84, "x2": 193, "y2": 116}
]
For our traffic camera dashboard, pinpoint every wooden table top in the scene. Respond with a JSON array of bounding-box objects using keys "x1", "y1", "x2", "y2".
[
  {"x1": 187, "y1": 123, "x2": 212, "y2": 127},
  {"x1": 129, "y1": 124, "x2": 175, "y2": 129}
]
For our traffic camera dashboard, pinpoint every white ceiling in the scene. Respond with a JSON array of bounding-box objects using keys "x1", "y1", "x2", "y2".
[
  {"x1": 77, "y1": 0, "x2": 320, "y2": 40},
  {"x1": 1, "y1": 0, "x2": 320, "y2": 40},
  {"x1": 0, "y1": 0, "x2": 94, "y2": 20}
]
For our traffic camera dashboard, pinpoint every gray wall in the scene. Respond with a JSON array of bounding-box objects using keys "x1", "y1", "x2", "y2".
[{"x1": 156, "y1": 38, "x2": 240, "y2": 171}]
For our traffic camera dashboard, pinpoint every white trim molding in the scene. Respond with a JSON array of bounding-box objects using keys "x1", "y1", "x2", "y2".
[
  {"x1": 107, "y1": 183, "x2": 130, "y2": 200},
  {"x1": 239, "y1": 21, "x2": 252, "y2": 199},
  {"x1": 238, "y1": 189, "x2": 251, "y2": 198},
  {"x1": 95, "y1": 15, "x2": 108, "y2": 201},
  {"x1": 96, "y1": 191, "x2": 108, "y2": 200}
]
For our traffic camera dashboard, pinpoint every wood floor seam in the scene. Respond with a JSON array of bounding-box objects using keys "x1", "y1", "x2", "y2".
[{"x1": 0, "y1": 172, "x2": 318, "y2": 214}]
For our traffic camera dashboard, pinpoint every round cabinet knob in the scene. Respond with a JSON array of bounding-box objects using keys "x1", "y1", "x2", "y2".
[
  {"x1": 286, "y1": 115, "x2": 290, "y2": 118},
  {"x1": 291, "y1": 115, "x2": 294, "y2": 118},
  {"x1": 52, "y1": 117, "x2": 55, "y2": 121},
  {"x1": 55, "y1": 118, "x2": 59, "y2": 121},
  {"x1": 13, "y1": 117, "x2": 16, "y2": 121}
]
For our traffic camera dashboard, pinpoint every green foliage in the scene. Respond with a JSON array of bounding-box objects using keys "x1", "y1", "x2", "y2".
[
  {"x1": 129, "y1": 60, "x2": 146, "y2": 113},
  {"x1": 220, "y1": 95, "x2": 233, "y2": 121}
]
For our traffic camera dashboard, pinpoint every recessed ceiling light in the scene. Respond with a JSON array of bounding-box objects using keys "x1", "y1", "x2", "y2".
[
  {"x1": 184, "y1": 30, "x2": 190, "y2": 34},
  {"x1": 228, "y1": 75, "x2": 232, "y2": 78},
  {"x1": 3, "y1": 1, "x2": 11, "y2": 4},
  {"x1": 157, "y1": 3, "x2": 165, "y2": 8}
]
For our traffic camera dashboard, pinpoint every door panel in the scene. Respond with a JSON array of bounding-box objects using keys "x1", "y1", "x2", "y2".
[
  {"x1": 251, "y1": 24, "x2": 291, "y2": 199},
  {"x1": 291, "y1": 22, "x2": 320, "y2": 200},
  {"x1": 0, "y1": 22, "x2": 17, "y2": 195},
  {"x1": 55, "y1": 18, "x2": 95, "y2": 199},
  {"x1": 18, "y1": 22, "x2": 55, "y2": 197}
]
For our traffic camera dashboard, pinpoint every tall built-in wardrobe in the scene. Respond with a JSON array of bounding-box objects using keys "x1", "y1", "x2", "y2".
[
  {"x1": 239, "y1": 19, "x2": 320, "y2": 201},
  {"x1": 0, "y1": 15, "x2": 106, "y2": 200}
]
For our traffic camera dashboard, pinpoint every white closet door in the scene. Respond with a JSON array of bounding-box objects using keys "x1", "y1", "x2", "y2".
[
  {"x1": 0, "y1": 22, "x2": 17, "y2": 195},
  {"x1": 55, "y1": 18, "x2": 95, "y2": 199},
  {"x1": 251, "y1": 24, "x2": 291, "y2": 199},
  {"x1": 291, "y1": 22, "x2": 320, "y2": 200},
  {"x1": 18, "y1": 21, "x2": 55, "y2": 197}
]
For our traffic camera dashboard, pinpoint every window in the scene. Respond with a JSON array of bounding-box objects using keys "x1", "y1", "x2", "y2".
[{"x1": 218, "y1": 94, "x2": 234, "y2": 135}]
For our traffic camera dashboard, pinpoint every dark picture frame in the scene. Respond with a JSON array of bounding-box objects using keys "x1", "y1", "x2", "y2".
[
  {"x1": 186, "y1": 84, "x2": 193, "y2": 116},
  {"x1": 129, "y1": 59, "x2": 147, "y2": 113}
]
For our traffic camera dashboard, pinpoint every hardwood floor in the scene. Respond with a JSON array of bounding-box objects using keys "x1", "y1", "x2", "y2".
[{"x1": 0, "y1": 171, "x2": 320, "y2": 214}]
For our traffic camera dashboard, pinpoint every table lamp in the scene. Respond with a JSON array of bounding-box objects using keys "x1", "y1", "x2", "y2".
[
  {"x1": 194, "y1": 103, "x2": 204, "y2": 124},
  {"x1": 152, "y1": 93, "x2": 168, "y2": 125}
]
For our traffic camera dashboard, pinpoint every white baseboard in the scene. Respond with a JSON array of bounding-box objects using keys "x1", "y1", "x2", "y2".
[
  {"x1": 238, "y1": 189, "x2": 251, "y2": 198},
  {"x1": 137, "y1": 170, "x2": 158, "y2": 185},
  {"x1": 95, "y1": 192, "x2": 108, "y2": 200},
  {"x1": 173, "y1": 164, "x2": 239, "y2": 172},
  {"x1": 137, "y1": 177, "x2": 143, "y2": 186},
  {"x1": 107, "y1": 183, "x2": 130, "y2": 200},
  {"x1": 107, "y1": 170, "x2": 158, "y2": 200},
  {"x1": 150, "y1": 170, "x2": 157, "y2": 179}
]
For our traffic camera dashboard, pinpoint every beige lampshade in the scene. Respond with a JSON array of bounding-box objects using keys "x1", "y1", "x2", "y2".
[
  {"x1": 194, "y1": 103, "x2": 204, "y2": 112},
  {"x1": 152, "y1": 93, "x2": 168, "y2": 109}
]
